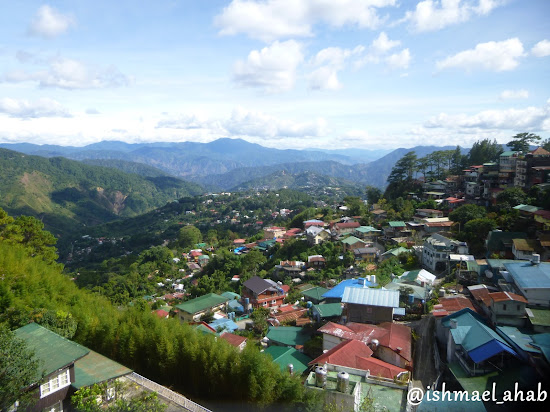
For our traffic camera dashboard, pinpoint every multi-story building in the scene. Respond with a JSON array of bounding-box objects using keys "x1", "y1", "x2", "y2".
[
  {"x1": 422, "y1": 233, "x2": 468, "y2": 273},
  {"x1": 241, "y1": 275, "x2": 288, "y2": 310}
]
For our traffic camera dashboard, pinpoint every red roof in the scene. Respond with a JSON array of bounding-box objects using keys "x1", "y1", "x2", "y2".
[
  {"x1": 436, "y1": 296, "x2": 476, "y2": 313},
  {"x1": 335, "y1": 221, "x2": 360, "y2": 229},
  {"x1": 190, "y1": 250, "x2": 202, "y2": 257},
  {"x1": 305, "y1": 221, "x2": 325, "y2": 228},
  {"x1": 469, "y1": 285, "x2": 490, "y2": 304},
  {"x1": 356, "y1": 356, "x2": 409, "y2": 379},
  {"x1": 153, "y1": 309, "x2": 169, "y2": 318},
  {"x1": 489, "y1": 291, "x2": 527, "y2": 304},
  {"x1": 233, "y1": 239, "x2": 246, "y2": 244},
  {"x1": 309, "y1": 339, "x2": 373, "y2": 367},
  {"x1": 376, "y1": 322, "x2": 413, "y2": 364},
  {"x1": 220, "y1": 333, "x2": 247, "y2": 347},
  {"x1": 281, "y1": 284, "x2": 290, "y2": 293},
  {"x1": 278, "y1": 305, "x2": 296, "y2": 313}
]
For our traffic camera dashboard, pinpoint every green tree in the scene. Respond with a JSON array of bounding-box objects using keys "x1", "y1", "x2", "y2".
[
  {"x1": 250, "y1": 307, "x2": 270, "y2": 336},
  {"x1": 449, "y1": 204, "x2": 487, "y2": 226},
  {"x1": 178, "y1": 225, "x2": 202, "y2": 249},
  {"x1": 365, "y1": 186, "x2": 382, "y2": 205},
  {"x1": 388, "y1": 152, "x2": 417, "y2": 184},
  {"x1": 496, "y1": 187, "x2": 527, "y2": 208},
  {"x1": 468, "y1": 139, "x2": 502, "y2": 165},
  {"x1": 0, "y1": 326, "x2": 42, "y2": 411},
  {"x1": 507, "y1": 132, "x2": 541, "y2": 153}
]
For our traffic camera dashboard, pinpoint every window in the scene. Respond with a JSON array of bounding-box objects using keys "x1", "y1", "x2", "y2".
[
  {"x1": 40, "y1": 370, "x2": 71, "y2": 398},
  {"x1": 271, "y1": 300, "x2": 276, "y2": 305},
  {"x1": 517, "y1": 305, "x2": 520, "y2": 311},
  {"x1": 503, "y1": 304, "x2": 507, "y2": 311}
]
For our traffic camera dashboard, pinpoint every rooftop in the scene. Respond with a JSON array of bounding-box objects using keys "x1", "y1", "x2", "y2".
[
  {"x1": 322, "y1": 277, "x2": 377, "y2": 300},
  {"x1": 341, "y1": 236, "x2": 365, "y2": 245},
  {"x1": 504, "y1": 261, "x2": 550, "y2": 289},
  {"x1": 342, "y1": 287, "x2": 400, "y2": 308},
  {"x1": 266, "y1": 326, "x2": 311, "y2": 347},
  {"x1": 527, "y1": 308, "x2": 550, "y2": 327},
  {"x1": 175, "y1": 293, "x2": 229, "y2": 315},
  {"x1": 220, "y1": 332, "x2": 247, "y2": 348},
  {"x1": 73, "y1": 349, "x2": 132, "y2": 389},
  {"x1": 264, "y1": 346, "x2": 312, "y2": 375},
  {"x1": 312, "y1": 303, "x2": 343, "y2": 318},
  {"x1": 301, "y1": 286, "x2": 329, "y2": 301}
]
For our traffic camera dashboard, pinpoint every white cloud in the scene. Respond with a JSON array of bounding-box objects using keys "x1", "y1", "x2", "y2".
[
  {"x1": 425, "y1": 99, "x2": 550, "y2": 131},
  {"x1": 385, "y1": 49, "x2": 411, "y2": 69},
  {"x1": 436, "y1": 38, "x2": 525, "y2": 72},
  {"x1": 28, "y1": 5, "x2": 75, "y2": 38},
  {"x1": 308, "y1": 46, "x2": 364, "y2": 90},
  {"x1": 0, "y1": 97, "x2": 72, "y2": 118},
  {"x1": 215, "y1": 0, "x2": 397, "y2": 42},
  {"x1": 233, "y1": 40, "x2": 303, "y2": 92},
  {"x1": 499, "y1": 89, "x2": 529, "y2": 100},
  {"x1": 404, "y1": 0, "x2": 503, "y2": 32},
  {"x1": 531, "y1": 40, "x2": 550, "y2": 57},
  {"x1": 371, "y1": 32, "x2": 400, "y2": 54},
  {"x1": 3, "y1": 57, "x2": 130, "y2": 90}
]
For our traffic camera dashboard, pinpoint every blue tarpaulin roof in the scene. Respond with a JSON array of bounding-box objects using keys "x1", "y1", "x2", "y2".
[
  {"x1": 228, "y1": 299, "x2": 244, "y2": 313},
  {"x1": 468, "y1": 340, "x2": 517, "y2": 363},
  {"x1": 322, "y1": 278, "x2": 377, "y2": 300}
]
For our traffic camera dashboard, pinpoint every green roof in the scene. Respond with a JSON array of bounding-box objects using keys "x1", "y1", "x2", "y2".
[
  {"x1": 500, "y1": 151, "x2": 518, "y2": 157},
  {"x1": 312, "y1": 303, "x2": 343, "y2": 318},
  {"x1": 175, "y1": 293, "x2": 229, "y2": 315},
  {"x1": 355, "y1": 226, "x2": 381, "y2": 233},
  {"x1": 301, "y1": 286, "x2": 329, "y2": 301},
  {"x1": 266, "y1": 326, "x2": 311, "y2": 346},
  {"x1": 193, "y1": 323, "x2": 216, "y2": 335},
  {"x1": 382, "y1": 246, "x2": 410, "y2": 257},
  {"x1": 388, "y1": 221, "x2": 406, "y2": 227},
  {"x1": 263, "y1": 346, "x2": 312, "y2": 374},
  {"x1": 221, "y1": 291, "x2": 240, "y2": 300},
  {"x1": 73, "y1": 350, "x2": 132, "y2": 389},
  {"x1": 15, "y1": 323, "x2": 90, "y2": 380},
  {"x1": 513, "y1": 204, "x2": 540, "y2": 213},
  {"x1": 195, "y1": 243, "x2": 207, "y2": 248},
  {"x1": 341, "y1": 236, "x2": 365, "y2": 245},
  {"x1": 528, "y1": 308, "x2": 550, "y2": 327}
]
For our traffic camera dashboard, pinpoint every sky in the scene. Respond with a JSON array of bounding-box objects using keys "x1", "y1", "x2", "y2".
[{"x1": 0, "y1": 0, "x2": 549, "y2": 150}]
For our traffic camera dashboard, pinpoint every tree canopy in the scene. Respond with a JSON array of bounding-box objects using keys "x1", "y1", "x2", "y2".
[{"x1": 507, "y1": 132, "x2": 541, "y2": 153}]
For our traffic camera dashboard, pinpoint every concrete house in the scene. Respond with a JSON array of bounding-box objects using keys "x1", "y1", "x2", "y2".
[
  {"x1": 241, "y1": 276, "x2": 288, "y2": 310},
  {"x1": 305, "y1": 226, "x2": 331, "y2": 246},
  {"x1": 422, "y1": 233, "x2": 468, "y2": 273},
  {"x1": 341, "y1": 287, "x2": 400, "y2": 324}
]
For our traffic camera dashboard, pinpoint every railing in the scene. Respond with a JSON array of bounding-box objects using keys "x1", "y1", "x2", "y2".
[{"x1": 126, "y1": 372, "x2": 212, "y2": 412}]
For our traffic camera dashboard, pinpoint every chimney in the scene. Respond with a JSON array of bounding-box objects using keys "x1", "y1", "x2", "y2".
[{"x1": 531, "y1": 254, "x2": 541, "y2": 265}]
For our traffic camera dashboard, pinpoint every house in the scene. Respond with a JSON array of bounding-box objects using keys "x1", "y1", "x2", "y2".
[
  {"x1": 305, "y1": 226, "x2": 331, "y2": 245},
  {"x1": 317, "y1": 321, "x2": 413, "y2": 370},
  {"x1": 354, "y1": 226, "x2": 381, "y2": 240},
  {"x1": 414, "y1": 209, "x2": 444, "y2": 221},
  {"x1": 307, "y1": 255, "x2": 326, "y2": 269},
  {"x1": 533, "y1": 209, "x2": 550, "y2": 231},
  {"x1": 341, "y1": 287, "x2": 400, "y2": 324},
  {"x1": 353, "y1": 247, "x2": 378, "y2": 262},
  {"x1": 383, "y1": 221, "x2": 407, "y2": 239},
  {"x1": 395, "y1": 268, "x2": 436, "y2": 287},
  {"x1": 512, "y1": 239, "x2": 540, "y2": 260},
  {"x1": 264, "y1": 226, "x2": 287, "y2": 239},
  {"x1": 14, "y1": 323, "x2": 132, "y2": 412},
  {"x1": 422, "y1": 233, "x2": 468, "y2": 273},
  {"x1": 333, "y1": 221, "x2": 360, "y2": 237},
  {"x1": 264, "y1": 346, "x2": 312, "y2": 375},
  {"x1": 383, "y1": 282, "x2": 430, "y2": 305},
  {"x1": 485, "y1": 231, "x2": 528, "y2": 259},
  {"x1": 303, "y1": 219, "x2": 326, "y2": 229},
  {"x1": 175, "y1": 293, "x2": 229, "y2": 322},
  {"x1": 485, "y1": 292, "x2": 528, "y2": 327},
  {"x1": 275, "y1": 260, "x2": 305, "y2": 277},
  {"x1": 370, "y1": 208, "x2": 387, "y2": 222},
  {"x1": 220, "y1": 333, "x2": 247, "y2": 351},
  {"x1": 270, "y1": 305, "x2": 309, "y2": 325},
  {"x1": 241, "y1": 276, "x2": 288, "y2": 310},
  {"x1": 311, "y1": 303, "x2": 343, "y2": 322},
  {"x1": 527, "y1": 308, "x2": 550, "y2": 333},
  {"x1": 439, "y1": 308, "x2": 519, "y2": 376},
  {"x1": 322, "y1": 277, "x2": 377, "y2": 302},
  {"x1": 432, "y1": 296, "x2": 477, "y2": 319},
  {"x1": 341, "y1": 236, "x2": 368, "y2": 252},
  {"x1": 503, "y1": 261, "x2": 550, "y2": 307},
  {"x1": 208, "y1": 317, "x2": 239, "y2": 334}
]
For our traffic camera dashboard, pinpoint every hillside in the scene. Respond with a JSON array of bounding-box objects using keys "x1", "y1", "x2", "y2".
[{"x1": 0, "y1": 149, "x2": 203, "y2": 236}]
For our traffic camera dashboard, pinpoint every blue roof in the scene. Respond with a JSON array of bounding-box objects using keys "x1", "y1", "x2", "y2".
[
  {"x1": 504, "y1": 261, "x2": 550, "y2": 289},
  {"x1": 208, "y1": 318, "x2": 238, "y2": 333},
  {"x1": 341, "y1": 287, "x2": 400, "y2": 308},
  {"x1": 468, "y1": 340, "x2": 517, "y2": 363},
  {"x1": 322, "y1": 278, "x2": 377, "y2": 299},
  {"x1": 228, "y1": 300, "x2": 244, "y2": 313}
]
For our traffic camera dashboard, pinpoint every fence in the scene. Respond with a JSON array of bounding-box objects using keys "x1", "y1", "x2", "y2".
[{"x1": 126, "y1": 372, "x2": 211, "y2": 412}]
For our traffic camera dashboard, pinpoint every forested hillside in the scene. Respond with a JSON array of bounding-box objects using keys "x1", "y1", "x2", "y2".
[{"x1": 0, "y1": 149, "x2": 203, "y2": 236}]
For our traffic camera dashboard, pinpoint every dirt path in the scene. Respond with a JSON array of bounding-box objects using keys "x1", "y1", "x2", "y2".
[{"x1": 409, "y1": 316, "x2": 439, "y2": 391}]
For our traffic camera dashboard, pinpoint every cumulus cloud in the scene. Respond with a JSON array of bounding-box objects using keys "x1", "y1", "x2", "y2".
[
  {"x1": 0, "y1": 97, "x2": 72, "y2": 118},
  {"x1": 215, "y1": 0, "x2": 397, "y2": 42},
  {"x1": 233, "y1": 40, "x2": 303, "y2": 92},
  {"x1": 385, "y1": 49, "x2": 411, "y2": 69},
  {"x1": 425, "y1": 99, "x2": 550, "y2": 131},
  {"x1": 3, "y1": 57, "x2": 130, "y2": 90},
  {"x1": 371, "y1": 32, "x2": 400, "y2": 54},
  {"x1": 404, "y1": 0, "x2": 503, "y2": 32},
  {"x1": 28, "y1": 5, "x2": 75, "y2": 38},
  {"x1": 355, "y1": 32, "x2": 409, "y2": 71},
  {"x1": 531, "y1": 40, "x2": 550, "y2": 57},
  {"x1": 436, "y1": 38, "x2": 525, "y2": 72},
  {"x1": 308, "y1": 46, "x2": 364, "y2": 90},
  {"x1": 499, "y1": 89, "x2": 529, "y2": 100}
]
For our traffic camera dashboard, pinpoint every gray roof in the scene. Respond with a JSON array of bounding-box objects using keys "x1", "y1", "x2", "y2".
[
  {"x1": 341, "y1": 287, "x2": 400, "y2": 308},
  {"x1": 243, "y1": 275, "x2": 282, "y2": 294}
]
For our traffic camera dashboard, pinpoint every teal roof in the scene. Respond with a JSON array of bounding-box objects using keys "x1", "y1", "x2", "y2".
[
  {"x1": 263, "y1": 346, "x2": 312, "y2": 374},
  {"x1": 15, "y1": 323, "x2": 89, "y2": 380},
  {"x1": 312, "y1": 303, "x2": 343, "y2": 318},
  {"x1": 382, "y1": 246, "x2": 410, "y2": 257},
  {"x1": 355, "y1": 226, "x2": 381, "y2": 233},
  {"x1": 266, "y1": 326, "x2": 311, "y2": 347},
  {"x1": 301, "y1": 286, "x2": 329, "y2": 301},
  {"x1": 195, "y1": 243, "x2": 207, "y2": 248},
  {"x1": 531, "y1": 334, "x2": 550, "y2": 362},
  {"x1": 496, "y1": 326, "x2": 541, "y2": 355},
  {"x1": 175, "y1": 293, "x2": 229, "y2": 315},
  {"x1": 388, "y1": 221, "x2": 406, "y2": 227},
  {"x1": 500, "y1": 151, "x2": 518, "y2": 157},
  {"x1": 73, "y1": 350, "x2": 132, "y2": 389},
  {"x1": 221, "y1": 291, "x2": 240, "y2": 300},
  {"x1": 513, "y1": 204, "x2": 540, "y2": 213},
  {"x1": 341, "y1": 236, "x2": 365, "y2": 245},
  {"x1": 384, "y1": 282, "x2": 428, "y2": 300}
]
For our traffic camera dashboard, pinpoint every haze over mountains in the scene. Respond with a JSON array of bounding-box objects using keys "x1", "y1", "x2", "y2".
[{"x1": 0, "y1": 138, "x2": 458, "y2": 191}]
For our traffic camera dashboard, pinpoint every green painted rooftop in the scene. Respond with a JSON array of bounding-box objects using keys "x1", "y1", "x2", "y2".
[
  {"x1": 266, "y1": 326, "x2": 311, "y2": 346},
  {"x1": 341, "y1": 236, "x2": 365, "y2": 245},
  {"x1": 312, "y1": 303, "x2": 343, "y2": 318},
  {"x1": 528, "y1": 308, "x2": 550, "y2": 327},
  {"x1": 73, "y1": 350, "x2": 132, "y2": 389},
  {"x1": 301, "y1": 286, "x2": 329, "y2": 301},
  {"x1": 15, "y1": 323, "x2": 89, "y2": 380},
  {"x1": 175, "y1": 293, "x2": 229, "y2": 314},
  {"x1": 356, "y1": 226, "x2": 381, "y2": 233},
  {"x1": 388, "y1": 221, "x2": 406, "y2": 227},
  {"x1": 264, "y1": 346, "x2": 312, "y2": 375}
]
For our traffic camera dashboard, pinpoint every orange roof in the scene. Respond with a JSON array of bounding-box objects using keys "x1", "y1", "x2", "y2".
[
  {"x1": 489, "y1": 291, "x2": 527, "y2": 304},
  {"x1": 309, "y1": 339, "x2": 373, "y2": 367},
  {"x1": 531, "y1": 147, "x2": 550, "y2": 156},
  {"x1": 220, "y1": 333, "x2": 247, "y2": 347},
  {"x1": 356, "y1": 356, "x2": 409, "y2": 379},
  {"x1": 436, "y1": 296, "x2": 476, "y2": 313}
]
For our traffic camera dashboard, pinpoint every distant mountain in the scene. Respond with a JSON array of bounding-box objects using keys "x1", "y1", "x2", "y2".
[
  {"x1": 232, "y1": 170, "x2": 364, "y2": 197},
  {"x1": 306, "y1": 147, "x2": 393, "y2": 163},
  {"x1": 0, "y1": 148, "x2": 203, "y2": 236},
  {"x1": 81, "y1": 159, "x2": 172, "y2": 177}
]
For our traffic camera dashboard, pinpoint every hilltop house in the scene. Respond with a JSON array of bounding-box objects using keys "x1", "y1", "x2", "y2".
[{"x1": 241, "y1": 276, "x2": 288, "y2": 310}]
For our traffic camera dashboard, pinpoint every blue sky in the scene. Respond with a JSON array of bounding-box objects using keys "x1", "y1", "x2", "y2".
[{"x1": 0, "y1": 0, "x2": 549, "y2": 150}]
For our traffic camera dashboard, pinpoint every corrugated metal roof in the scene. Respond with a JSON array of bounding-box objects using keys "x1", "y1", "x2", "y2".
[
  {"x1": 322, "y1": 278, "x2": 377, "y2": 299},
  {"x1": 175, "y1": 293, "x2": 229, "y2": 314},
  {"x1": 504, "y1": 261, "x2": 550, "y2": 289},
  {"x1": 388, "y1": 221, "x2": 406, "y2": 227},
  {"x1": 15, "y1": 323, "x2": 89, "y2": 380},
  {"x1": 342, "y1": 287, "x2": 399, "y2": 308},
  {"x1": 312, "y1": 303, "x2": 343, "y2": 318},
  {"x1": 73, "y1": 350, "x2": 132, "y2": 389},
  {"x1": 264, "y1": 346, "x2": 311, "y2": 374},
  {"x1": 266, "y1": 326, "x2": 311, "y2": 346},
  {"x1": 301, "y1": 286, "x2": 329, "y2": 301}
]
